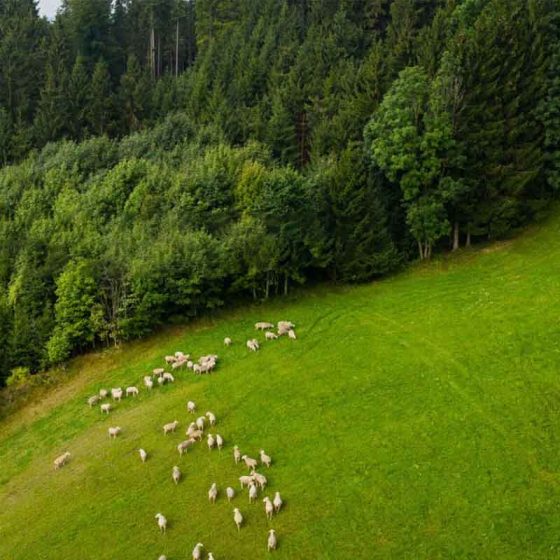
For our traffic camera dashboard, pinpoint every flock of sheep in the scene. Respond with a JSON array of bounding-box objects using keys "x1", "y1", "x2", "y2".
[{"x1": 53, "y1": 319, "x2": 297, "y2": 558}]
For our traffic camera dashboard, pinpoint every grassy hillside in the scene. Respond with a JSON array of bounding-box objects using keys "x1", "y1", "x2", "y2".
[{"x1": 1, "y1": 214, "x2": 560, "y2": 560}]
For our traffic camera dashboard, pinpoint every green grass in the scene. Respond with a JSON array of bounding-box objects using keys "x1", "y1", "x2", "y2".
[{"x1": 2, "y1": 215, "x2": 560, "y2": 560}]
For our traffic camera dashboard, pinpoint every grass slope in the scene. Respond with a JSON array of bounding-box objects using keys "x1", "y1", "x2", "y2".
[{"x1": 1, "y1": 216, "x2": 560, "y2": 560}]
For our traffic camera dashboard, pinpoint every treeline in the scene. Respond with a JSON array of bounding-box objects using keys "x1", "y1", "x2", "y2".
[{"x1": 0, "y1": 0, "x2": 559, "y2": 384}]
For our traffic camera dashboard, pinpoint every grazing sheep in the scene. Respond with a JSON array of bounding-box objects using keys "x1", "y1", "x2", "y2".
[
  {"x1": 273, "y1": 492, "x2": 283, "y2": 513},
  {"x1": 186, "y1": 422, "x2": 197, "y2": 436},
  {"x1": 186, "y1": 360, "x2": 194, "y2": 369},
  {"x1": 193, "y1": 364, "x2": 202, "y2": 375},
  {"x1": 196, "y1": 416, "x2": 205, "y2": 431},
  {"x1": 144, "y1": 376, "x2": 154, "y2": 389},
  {"x1": 288, "y1": 329, "x2": 297, "y2": 340},
  {"x1": 187, "y1": 401, "x2": 196, "y2": 414},
  {"x1": 226, "y1": 487, "x2": 235, "y2": 502},
  {"x1": 163, "y1": 420, "x2": 179, "y2": 435},
  {"x1": 175, "y1": 351, "x2": 188, "y2": 360},
  {"x1": 53, "y1": 451, "x2": 71, "y2": 470},
  {"x1": 108, "y1": 426, "x2": 122, "y2": 438},
  {"x1": 153, "y1": 368, "x2": 165, "y2": 376},
  {"x1": 157, "y1": 376, "x2": 165, "y2": 386},
  {"x1": 267, "y1": 529, "x2": 277, "y2": 551},
  {"x1": 165, "y1": 355, "x2": 177, "y2": 364},
  {"x1": 207, "y1": 434, "x2": 216, "y2": 451},
  {"x1": 111, "y1": 388, "x2": 123, "y2": 401},
  {"x1": 88, "y1": 395, "x2": 100, "y2": 407},
  {"x1": 233, "y1": 508, "x2": 243, "y2": 531},
  {"x1": 126, "y1": 386, "x2": 139, "y2": 397},
  {"x1": 216, "y1": 434, "x2": 224, "y2": 450},
  {"x1": 206, "y1": 411, "x2": 216, "y2": 426},
  {"x1": 158, "y1": 556, "x2": 167, "y2": 560},
  {"x1": 241, "y1": 455, "x2": 258, "y2": 470},
  {"x1": 99, "y1": 389, "x2": 108, "y2": 398},
  {"x1": 190, "y1": 429, "x2": 204, "y2": 441},
  {"x1": 251, "y1": 471, "x2": 268, "y2": 489},
  {"x1": 208, "y1": 553, "x2": 215, "y2": 560},
  {"x1": 265, "y1": 331, "x2": 278, "y2": 341},
  {"x1": 163, "y1": 372, "x2": 175, "y2": 383},
  {"x1": 155, "y1": 513, "x2": 167, "y2": 533},
  {"x1": 208, "y1": 482, "x2": 218, "y2": 503},
  {"x1": 246, "y1": 339, "x2": 260, "y2": 352},
  {"x1": 192, "y1": 543, "x2": 204, "y2": 560},
  {"x1": 249, "y1": 483, "x2": 258, "y2": 503},
  {"x1": 239, "y1": 475, "x2": 253, "y2": 489},
  {"x1": 278, "y1": 320, "x2": 295, "y2": 331},
  {"x1": 260, "y1": 449, "x2": 272, "y2": 468},
  {"x1": 172, "y1": 360, "x2": 185, "y2": 370},
  {"x1": 233, "y1": 445, "x2": 241, "y2": 464},
  {"x1": 139, "y1": 448, "x2": 148, "y2": 462},
  {"x1": 224, "y1": 337, "x2": 232, "y2": 346},
  {"x1": 177, "y1": 439, "x2": 194, "y2": 456},
  {"x1": 100, "y1": 403, "x2": 112, "y2": 414},
  {"x1": 255, "y1": 322, "x2": 274, "y2": 330},
  {"x1": 263, "y1": 497, "x2": 274, "y2": 520},
  {"x1": 172, "y1": 466, "x2": 181, "y2": 485}
]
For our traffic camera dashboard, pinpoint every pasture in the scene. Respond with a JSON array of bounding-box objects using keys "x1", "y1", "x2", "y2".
[{"x1": 1, "y1": 215, "x2": 560, "y2": 559}]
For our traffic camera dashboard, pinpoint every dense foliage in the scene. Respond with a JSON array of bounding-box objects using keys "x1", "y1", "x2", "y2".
[{"x1": 0, "y1": 0, "x2": 558, "y2": 382}]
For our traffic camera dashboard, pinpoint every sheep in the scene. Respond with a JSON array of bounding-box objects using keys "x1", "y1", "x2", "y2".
[
  {"x1": 155, "y1": 513, "x2": 167, "y2": 533},
  {"x1": 278, "y1": 320, "x2": 295, "y2": 331},
  {"x1": 208, "y1": 553, "x2": 215, "y2": 560},
  {"x1": 153, "y1": 368, "x2": 165, "y2": 376},
  {"x1": 208, "y1": 482, "x2": 218, "y2": 503},
  {"x1": 165, "y1": 355, "x2": 177, "y2": 364},
  {"x1": 192, "y1": 543, "x2": 204, "y2": 560},
  {"x1": 126, "y1": 386, "x2": 139, "y2": 397},
  {"x1": 226, "y1": 487, "x2": 235, "y2": 502},
  {"x1": 186, "y1": 422, "x2": 197, "y2": 436},
  {"x1": 233, "y1": 508, "x2": 243, "y2": 531},
  {"x1": 260, "y1": 449, "x2": 272, "y2": 468},
  {"x1": 144, "y1": 376, "x2": 154, "y2": 389},
  {"x1": 239, "y1": 475, "x2": 253, "y2": 489},
  {"x1": 162, "y1": 372, "x2": 175, "y2": 383},
  {"x1": 207, "y1": 433, "x2": 216, "y2": 451},
  {"x1": 177, "y1": 439, "x2": 195, "y2": 456},
  {"x1": 263, "y1": 497, "x2": 274, "y2": 520},
  {"x1": 233, "y1": 445, "x2": 241, "y2": 464},
  {"x1": 99, "y1": 388, "x2": 108, "y2": 398},
  {"x1": 100, "y1": 403, "x2": 112, "y2": 414},
  {"x1": 175, "y1": 351, "x2": 189, "y2": 360},
  {"x1": 241, "y1": 455, "x2": 258, "y2": 470},
  {"x1": 187, "y1": 401, "x2": 196, "y2": 414},
  {"x1": 265, "y1": 331, "x2": 278, "y2": 341},
  {"x1": 255, "y1": 322, "x2": 274, "y2": 330},
  {"x1": 190, "y1": 429, "x2": 204, "y2": 441},
  {"x1": 273, "y1": 492, "x2": 283, "y2": 513},
  {"x1": 139, "y1": 448, "x2": 148, "y2": 463},
  {"x1": 251, "y1": 471, "x2": 268, "y2": 489},
  {"x1": 288, "y1": 329, "x2": 297, "y2": 340},
  {"x1": 158, "y1": 556, "x2": 167, "y2": 560},
  {"x1": 196, "y1": 416, "x2": 205, "y2": 431},
  {"x1": 108, "y1": 426, "x2": 122, "y2": 438},
  {"x1": 157, "y1": 376, "x2": 165, "y2": 386},
  {"x1": 53, "y1": 451, "x2": 71, "y2": 470},
  {"x1": 249, "y1": 483, "x2": 258, "y2": 503},
  {"x1": 163, "y1": 420, "x2": 179, "y2": 435},
  {"x1": 186, "y1": 360, "x2": 194, "y2": 369},
  {"x1": 88, "y1": 395, "x2": 100, "y2": 407},
  {"x1": 172, "y1": 360, "x2": 185, "y2": 370},
  {"x1": 193, "y1": 364, "x2": 202, "y2": 375},
  {"x1": 172, "y1": 466, "x2": 181, "y2": 485},
  {"x1": 224, "y1": 337, "x2": 232, "y2": 346},
  {"x1": 267, "y1": 529, "x2": 277, "y2": 551},
  {"x1": 216, "y1": 434, "x2": 224, "y2": 450},
  {"x1": 206, "y1": 411, "x2": 216, "y2": 426},
  {"x1": 246, "y1": 338, "x2": 260, "y2": 351},
  {"x1": 111, "y1": 388, "x2": 123, "y2": 401}
]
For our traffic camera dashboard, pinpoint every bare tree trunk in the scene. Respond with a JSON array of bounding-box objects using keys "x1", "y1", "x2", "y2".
[
  {"x1": 452, "y1": 221, "x2": 459, "y2": 251},
  {"x1": 175, "y1": 19, "x2": 180, "y2": 77},
  {"x1": 265, "y1": 272, "x2": 270, "y2": 299},
  {"x1": 418, "y1": 240, "x2": 424, "y2": 260},
  {"x1": 284, "y1": 274, "x2": 288, "y2": 296},
  {"x1": 150, "y1": 27, "x2": 156, "y2": 79},
  {"x1": 466, "y1": 225, "x2": 471, "y2": 247},
  {"x1": 157, "y1": 34, "x2": 161, "y2": 77}
]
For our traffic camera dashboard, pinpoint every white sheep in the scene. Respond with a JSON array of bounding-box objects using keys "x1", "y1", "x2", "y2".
[
  {"x1": 172, "y1": 360, "x2": 185, "y2": 370},
  {"x1": 165, "y1": 355, "x2": 177, "y2": 364},
  {"x1": 172, "y1": 466, "x2": 181, "y2": 485},
  {"x1": 153, "y1": 368, "x2": 165, "y2": 376},
  {"x1": 99, "y1": 388, "x2": 108, "y2": 398},
  {"x1": 111, "y1": 388, "x2": 123, "y2": 401},
  {"x1": 251, "y1": 471, "x2": 268, "y2": 489},
  {"x1": 288, "y1": 329, "x2": 297, "y2": 340},
  {"x1": 233, "y1": 445, "x2": 241, "y2": 464},
  {"x1": 187, "y1": 401, "x2": 196, "y2": 414},
  {"x1": 206, "y1": 411, "x2": 216, "y2": 426},
  {"x1": 208, "y1": 482, "x2": 218, "y2": 503},
  {"x1": 158, "y1": 556, "x2": 167, "y2": 560},
  {"x1": 157, "y1": 376, "x2": 165, "y2": 386},
  {"x1": 163, "y1": 420, "x2": 179, "y2": 435},
  {"x1": 273, "y1": 492, "x2": 283, "y2": 513},
  {"x1": 249, "y1": 483, "x2": 258, "y2": 503},
  {"x1": 162, "y1": 372, "x2": 174, "y2": 383},
  {"x1": 177, "y1": 439, "x2": 194, "y2": 456},
  {"x1": 190, "y1": 429, "x2": 204, "y2": 441},
  {"x1": 155, "y1": 513, "x2": 167, "y2": 533},
  {"x1": 196, "y1": 416, "x2": 205, "y2": 431},
  {"x1": 263, "y1": 497, "x2": 274, "y2": 520},
  {"x1": 265, "y1": 331, "x2": 278, "y2": 340},
  {"x1": 239, "y1": 475, "x2": 253, "y2": 489},
  {"x1": 193, "y1": 364, "x2": 202, "y2": 375},
  {"x1": 207, "y1": 553, "x2": 215, "y2": 560},
  {"x1": 144, "y1": 376, "x2": 154, "y2": 389},
  {"x1": 139, "y1": 448, "x2": 148, "y2": 462},
  {"x1": 260, "y1": 449, "x2": 272, "y2": 468},
  {"x1": 175, "y1": 351, "x2": 188, "y2": 359},
  {"x1": 267, "y1": 529, "x2": 277, "y2": 551},
  {"x1": 53, "y1": 451, "x2": 71, "y2": 470},
  {"x1": 246, "y1": 339, "x2": 260, "y2": 352},
  {"x1": 255, "y1": 322, "x2": 274, "y2": 330},
  {"x1": 233, "y1": 508, "x2": 243, "y2": 531},
  {"x1": 108, "y1": 426, "x2": 122, "y2": 438},
  {"x1": 216, "y1": 434, "x2": 224, "y2": 450},
  {"x1": 88, "y1": 395, "x2": 100, "y2": 407},
  {"x1": 224, "y1": 337, "x2": 232, "y2": 346},
  {"x1": 226, "y1": 487, "x2": 235, "y2": 502},
  {"x1": 242, "y1": 455, "x2": 258, "y2": 470},
  {"x1": 207, "y1": 433, "x2": 216, "y2": 451},
  {"x1": 126, "y1": 386, "x2": 139, "y2": 397},
  {"x1": 100, "y1": 403, "x2": 112, "y2": 414},
  {"x1": 192, "y1": 543, "x2": 204, "y2": 560}
]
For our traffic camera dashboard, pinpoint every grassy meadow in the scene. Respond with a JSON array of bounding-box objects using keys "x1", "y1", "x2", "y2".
[{"x1": 1, "y1": 214, "x2": 560, "y2": 559}]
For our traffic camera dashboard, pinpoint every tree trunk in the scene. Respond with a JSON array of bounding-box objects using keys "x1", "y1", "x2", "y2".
[
  {"x1": 265, "y1": 272, "x2": 270, "y2": 299},
  {"x1": 417, "y1": 240, "x2": 424, "y2": 260},
  {"x1": 175, "y1": 19, "x2": 180, "y2": 77},
  {"x1": 452, "y1": 221, "x2": 459, "y2": 251},
  {"x1": 284, "y1": 274, "x2": 288, "y2": 296},
  {"x1": 466, "y1": 225, "x2": 471, "y2": 247}
]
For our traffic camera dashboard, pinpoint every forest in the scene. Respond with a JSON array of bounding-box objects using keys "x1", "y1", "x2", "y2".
[{"x1": 0, "y1": 0, "x2": 558, "y2": 384}]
